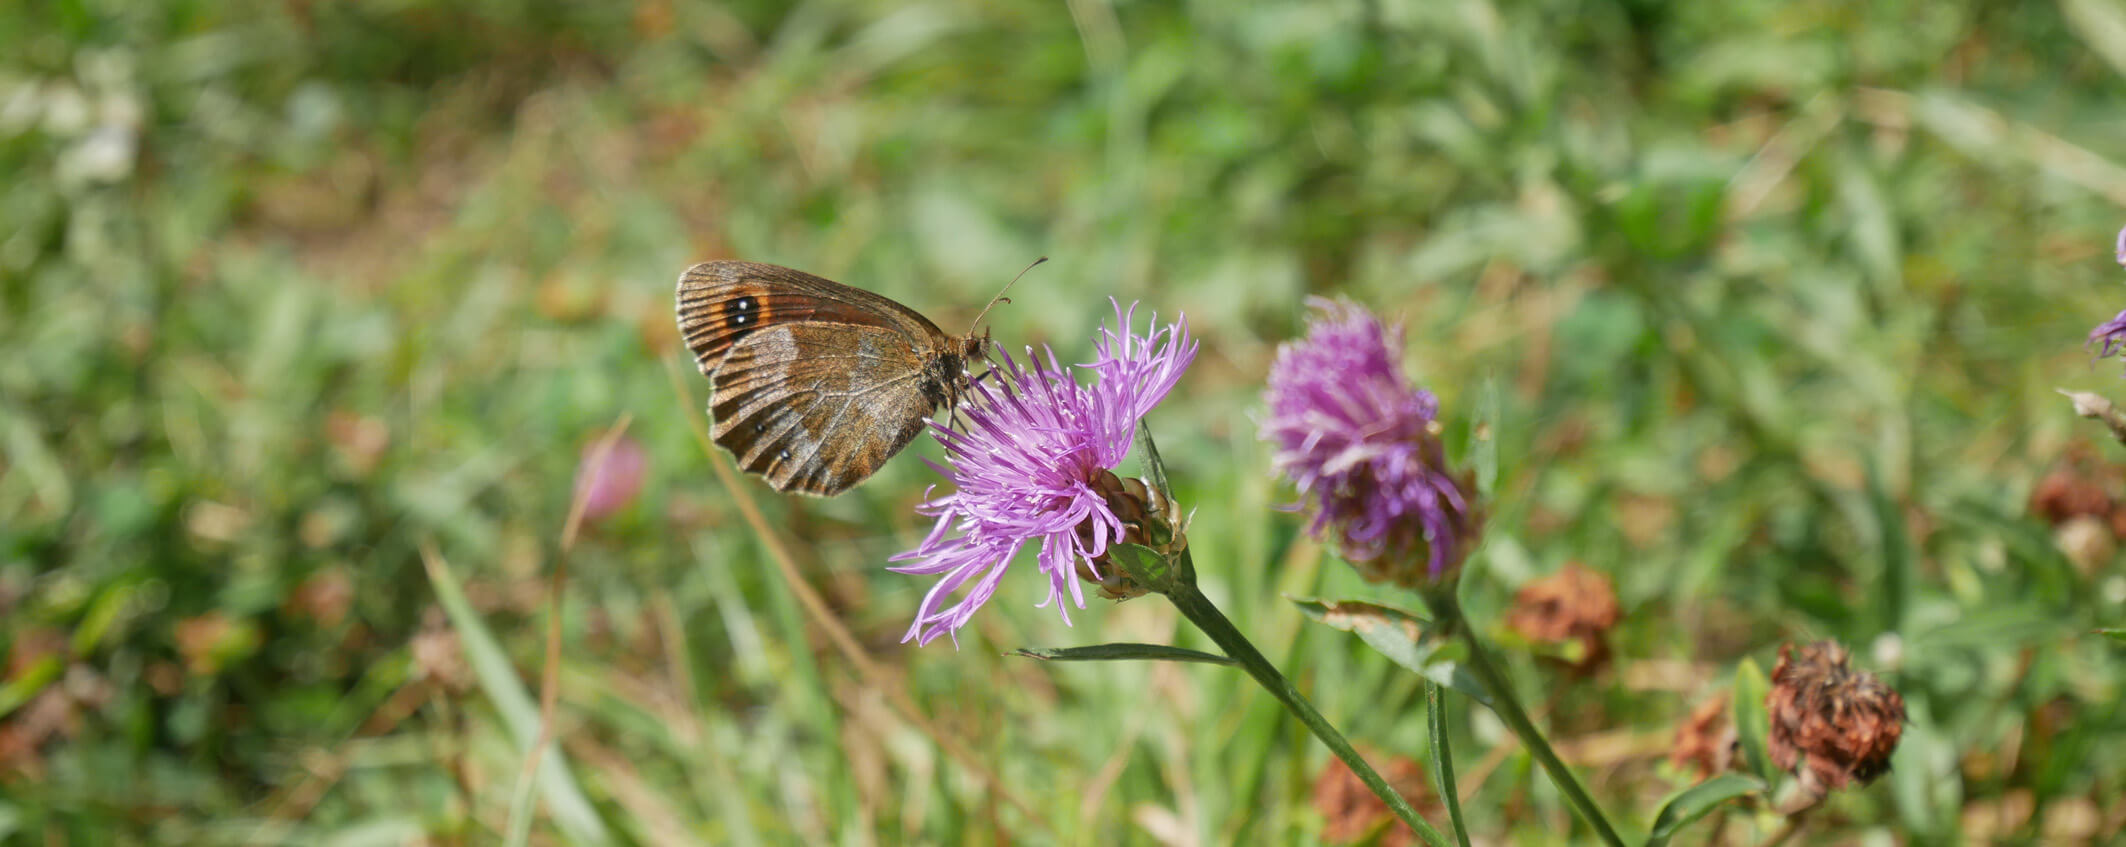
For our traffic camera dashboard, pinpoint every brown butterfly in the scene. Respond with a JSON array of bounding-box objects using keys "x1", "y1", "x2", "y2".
[{"x1": 676, "y1": 260, "x2": 1002, "y2": 496}]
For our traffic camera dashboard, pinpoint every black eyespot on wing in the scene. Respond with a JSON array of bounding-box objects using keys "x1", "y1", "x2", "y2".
[{"x1": 727, "y1": 296, "x2": 758, "y2": 336}]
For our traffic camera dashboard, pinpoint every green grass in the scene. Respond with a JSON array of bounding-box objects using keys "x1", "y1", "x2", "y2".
[{"x1": 5, "y1": 0, "x2": 2126, "y2": 843}]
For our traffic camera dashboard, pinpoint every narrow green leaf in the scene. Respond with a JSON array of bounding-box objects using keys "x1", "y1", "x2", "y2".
[
  {"x1": 0, "y1": 656, "x2": 62, "y2": 719},
  {"x1": 1290, "y1": 597, "x2": 1491, "y2": 707},
  {"x1": 72, "y1": 581, "x2": 141, "y2": 656},
  {"x1": 1468, "y1": 376, "x2": 1500, "y2": 497},
  {"x1": 423, "y1": 550, "x2": 612, "y2": 846},
  {"x1": 1645, "y1": 774, "x2": 1764, "y2": 846},
  {"x1": 1136, "y1": 419, "x2": 1174, "y2": 503},
  {"x1": 1427, "y1": 682, "x2": 1472, "y2": 847},
  {"x1": 1010, "y1": 643, "x2": 1237, "y2": 665},
  {"x1": 1865, "y1": 459, "x2": 1911, "y2": 633},
  {"x1": 2098, "y1": 628, "x2": 2126, "y2": 644},
  {"x1": 1731, "y1": 659, "x2": 1774, "y2": 783}
]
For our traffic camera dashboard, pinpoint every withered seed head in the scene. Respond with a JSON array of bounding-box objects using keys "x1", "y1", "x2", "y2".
[
  {"x1": 1311, "y1": 750, "x2": 1436, "y2": 846},
  {"x1": 1668, "y1": 693, "x2": 1735, "y2": 780},
  {"x1": 1504, "y1": 562, "x2": 1621, "y2": 672},
  {"x1": 2029, "y1": 463, "x2": 2111, "y2": 526},
  {"x1": 1766, "y1": 641, "x2": 1906, "y2": 797}
]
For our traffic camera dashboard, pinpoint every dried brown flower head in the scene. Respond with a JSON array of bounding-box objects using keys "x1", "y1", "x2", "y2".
[
  {"x1": 1505, "y1": 562, "x2": 1621, "y2": 672},
  {"x1": 1766, "y1": 641, "x2": 1906, "y2": 797},
  {"x1": 1311, "y1": 750, "x2": 1436, "y2": 847},
  {"x1": 2028, "y1": 446, "x2": 2126, "y2": 551},
  {"x1": 1668, "y1": 692, "x2": 1735, "y2": 780},
  {"x1": 2029, "y1": 463, "x2": 2111, "y2": 526}
]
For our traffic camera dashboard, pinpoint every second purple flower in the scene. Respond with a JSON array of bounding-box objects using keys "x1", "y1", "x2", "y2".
[{"x1": 1262, "y1": 299, "x2": 1480, "y2": 586}]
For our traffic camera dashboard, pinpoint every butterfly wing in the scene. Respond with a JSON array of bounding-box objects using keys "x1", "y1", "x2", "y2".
[
  {"x1": 707, "y1": 323, "x2": 942, "y2": 496},
  {"x1": 676, "y1": 260, "x2": 947, "y2": 375}
]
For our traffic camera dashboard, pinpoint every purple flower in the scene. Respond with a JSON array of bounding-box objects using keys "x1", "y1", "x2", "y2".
[
  {"x1": 573, "y1": 434, "x2": 647, "y2": 523},
  {"x1": 2091, "y1": 309, "x2": 2126, "y2": 363},
  {"x1": 889, "y1": 302, "x2": 1197, "y2": 646},
  {"x1": 1262, "y1": 299, "x2": 1477, "y2": 585},
  {"x1": 2093, "y1": 226, "x2": 2126, "y2": 367}
]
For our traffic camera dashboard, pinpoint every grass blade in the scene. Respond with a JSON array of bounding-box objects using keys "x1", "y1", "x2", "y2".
[{"x1": 420, "y1": 543, "x2": 612, "y2": 845}]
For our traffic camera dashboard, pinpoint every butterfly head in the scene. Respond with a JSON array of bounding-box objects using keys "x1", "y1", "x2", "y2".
[{"x1": 930, "y1": 330, "x2": 985, "y2": 411}]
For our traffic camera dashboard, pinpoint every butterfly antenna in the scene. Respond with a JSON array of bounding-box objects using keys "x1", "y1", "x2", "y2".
[{"x1": 965, "y1": 256, "x2": 1046, "y2": 337}]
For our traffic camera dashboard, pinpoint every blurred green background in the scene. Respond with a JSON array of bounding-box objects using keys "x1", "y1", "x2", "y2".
[{"x1": 5, "y1": 0, "x2": 2126, "y2": 843}]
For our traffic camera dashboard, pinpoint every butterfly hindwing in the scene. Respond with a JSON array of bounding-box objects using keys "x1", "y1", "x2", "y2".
[{"x1": 707, "y1": 323, "x2": 941, "y2": 496}]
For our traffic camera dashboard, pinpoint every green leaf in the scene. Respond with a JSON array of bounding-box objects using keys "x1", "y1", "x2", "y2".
[
  {"x1": 1136, "y1": 419, "x2": 1174, "y2": 504},
  {"x1": 0, "y1": 655, "x2": 62, "y2": 719},
  {"x1": 2098, "y1": 628, "x2": 2126, "y2": 644},
  {"x1": 1731, "y1": 658, "x2": 1774, "y2": 783},
  {"x1": 1887, "y1": 701, "x2": 1958, "y2": 836},
  {"x1": 1467, "y1": 375, "x2": 1501, "y2": 497},
  {"x1": 1645, "y1": 774, "x2": 1764, "y2": 846},
  {"x1": 1110, "y1": 542, "x2": 1180, "y2": 594},
  {"x1": 1010, "y1": 643, "x2": 1237, "y2": 665},
  {"x1": 1427, "y1": 682, "x2": 1472, "y2": 847},
  {"x1": 72, "y1": 580, "x2": 143, "y2": 656},
  {"x1": 1289, "y1": 597, "x2": 1491, "y2": 708},
  {"x1": 1865, "y1": 458, "x2": 1911, "y2": 633},
  {"x1": 1614, "y1": 167, "x2": 1727, "y2": 259}
]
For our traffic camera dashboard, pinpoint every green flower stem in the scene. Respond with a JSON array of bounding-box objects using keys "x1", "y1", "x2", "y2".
[
  {"x1": 1426, "y1": 681, "x2": 1472, "y2": 847},
  {"x1": 1164, "y1": 553, "x2": 1450, "y2": 847},
  {"x1": 1426, "y1": 589, "x2": 1625, "y2": 847}
]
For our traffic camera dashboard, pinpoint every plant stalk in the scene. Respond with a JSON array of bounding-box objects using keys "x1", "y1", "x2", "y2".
[
  {"x1": 1164, "y1": 555, "x2": 1450, "y2": 847},
  {"x1": 1426, "y1": 589, "x2": 1626, "y2": 847}
]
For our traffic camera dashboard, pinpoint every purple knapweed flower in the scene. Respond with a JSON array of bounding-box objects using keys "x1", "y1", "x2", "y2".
[
  {"x1": 1262, "y1": 299, "x2": 1479, "y2": 586},
  {"x1": 890, "y1": 302, "x2": 1197, "y2": 646},
  {"x1": 2091, "y1": 309, "x2": 2126, "y2": 362},
  {"x1": 2089, "y1": 225, "x2": 2126, "y2": 369}
]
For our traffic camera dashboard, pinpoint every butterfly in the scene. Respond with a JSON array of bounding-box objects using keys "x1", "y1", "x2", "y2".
[{"x1": 676, "y1": 260, "x2": 1004, "y2": 496}]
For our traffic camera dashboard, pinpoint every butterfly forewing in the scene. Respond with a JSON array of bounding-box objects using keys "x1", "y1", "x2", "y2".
[
  {"x1": 709, "y1": 323, "x2": 940, "y2": 495},
  {"x1": 677, "y1": 261, "x2": 947, "y2": 373}
]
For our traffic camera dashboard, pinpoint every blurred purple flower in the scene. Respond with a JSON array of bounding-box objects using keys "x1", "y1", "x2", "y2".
[
  {"x1": 890, "y1": 302, "x2": 1196, "y2": 646},
  {"x1": 1262, "y1": 299, "x2": 1477, "y2": 586},
  {"x1": 574, "y1": 434, "x2": 647, "y2": 523},
  {"x1": 2092, "y1": 225, "x2": 2126, "y2": 369},
  {"x1": 2091, "y1": 309, "x2": 2126, "y2": 363}
]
